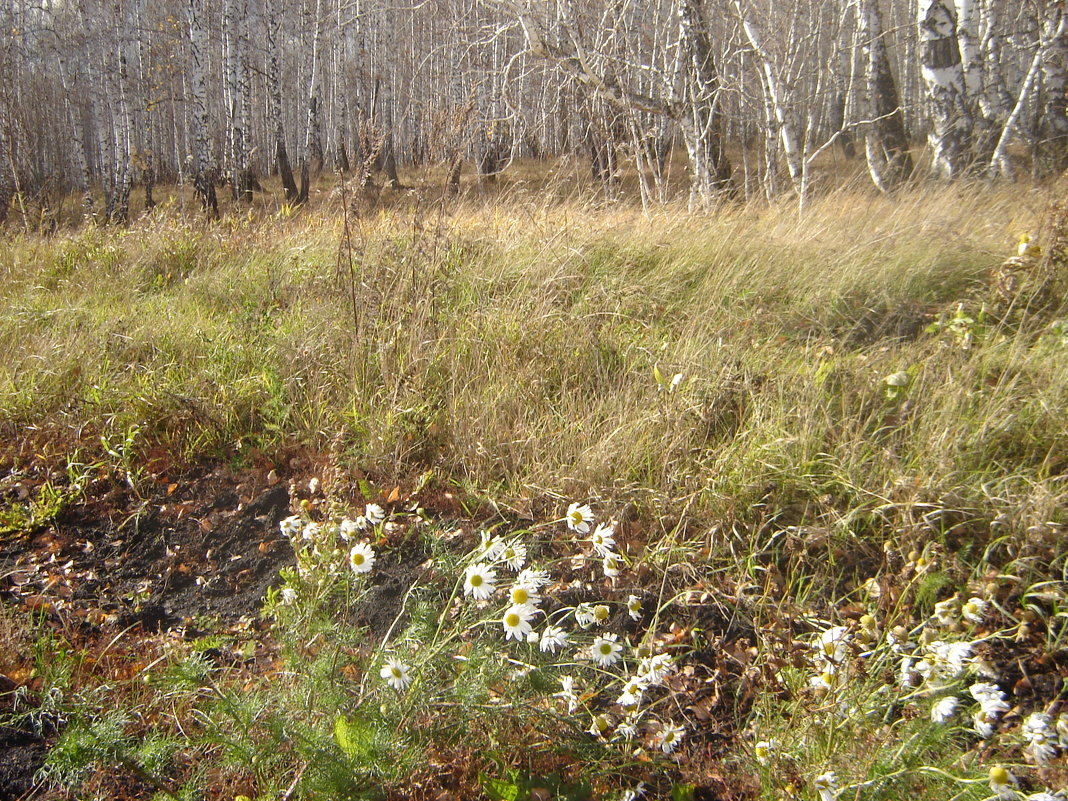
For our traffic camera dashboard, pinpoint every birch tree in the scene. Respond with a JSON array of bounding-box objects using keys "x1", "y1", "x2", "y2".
[
  {"x1": 266, "y1": 0, "x2": 299, "y2": 202},
  {"x1": 856, "y1": 0, "x2": 914, "y2": 190},
  {"x1": 918, "y1": 0, "x2": 973, "y2": 178},
  {"x1": 224, "y1": 0, "x2": 253, "y2": 202},
  {"x1": 188, "y1": 0, "x2": 219, "y2": 216},
  {"x1": 1037, "y1": 2, "x2": 1068, "y2": 174}
]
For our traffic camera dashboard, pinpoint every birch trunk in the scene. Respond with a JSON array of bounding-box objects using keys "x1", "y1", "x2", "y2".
[
  {"x1": 298, "y1": 0, "x2": 324, "y2": 204},
  {"x1": 224, "y1": 0, "x2": 252, "y2": 202},
  {"x1": 734, "y1": 1, "x2": 803, "y2": 197},
  {"x1": 265, "y1": 0, "x2": 298, "y2": 202},
  {"x1": 989, "y1": 11, "x2": 1067, "y2": 179},
  {"x1": 1038, "y1": 6, "x2": 1068, "y2": 174},
  {"x1": 0, "y1": 119, "x2": 12, "y2": 226},
  {"x1": 856, "y1": 0, "x2": 914, "y2": 190},
  {"x1": 677, "y1": 0, "x2": 735, "y2": 209},
  {"x1": 188, "y1": 0, "x2": 219, "y2": 216},
  {"x1": 377, "y1": 6, "x2": 400, "y2": 189},
  {"x1": 57, "y1": 51, "x2": 95, "y2": 219},
  {"x1": 918, "y1": 0, "x2": 973, "y2": 178}
]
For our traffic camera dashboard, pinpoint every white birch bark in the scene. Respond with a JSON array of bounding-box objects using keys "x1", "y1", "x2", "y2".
[
  {"x1": 298, "y1": 0, "x2": 324, "y2": 203},
  {"x1": 733, "y1": 0, "x2": 803, "y2": 197},
  {"x1": 918, "y1": 0, "x2": 973, "y2": 178},
  {"x1": 265, "y1": 0, "x2": 298, "y2": 201},
  {"x1": 855, "y1": 0, "x2": 914, "y2": 190},
  {"x1": 990, "y1": 11, "x2": 1067, "y2": 179},
  {"x1": 1038, "y1": 5, "x2": 1068, "y2": 173},
  {"x1": 57, "y1": 50, "x2": 94, "y2": 219},
  {"x1": 224, "y1": 0, "x2": 251, "y2": 201},
  {"x1": 188, "y1": 0, "x2": 218, "y2": 215},
  {"x1": 676, "y1": 0, "x2": 735, "y2": 208}
]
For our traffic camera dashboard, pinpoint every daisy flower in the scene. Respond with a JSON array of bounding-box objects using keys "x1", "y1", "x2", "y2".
[
  {"x1": 302, "y1": 522, "x2": 321, "y2": 541},
  {"x1": 463, "y1": 563, "x2": 497, "y2": 600},
  {"x1": 589, "y1": 713, "x2": 612, "y2": 738},
  {"x1": 973, "y1": 709, "x2": 997, "y2": 738},
  {"x1": 566, "y1": 502, "x2": 595, "y2": 534},
  {"x1": 591, "y1": 634, "x2": 623, "y2": 668},
  {"x1": 627, "y1": 595, "x2": 642, "y2": 621},
  {"x1": 348, "y1": 542, "x2": 376, "y2": 574},
  {"x1": 1028, "y1": 730, "x2": 1058, "y2": 765},
  {"x1": 930, "y1": 696, "x2": 959, "y2": 724},
  {"x1": 988, "y1": 766, "x2": 1017, "y2": 800},
  {"x1": 516, "y1": 566, "x2": 550, "y2": 589},
  {"x1": 616, "y1": 675, "x2": 647, "y2": 707},
  {"x1": 478, "y1": 531, "x2": 505, "y2": 561},
  {"x1": 590, "y1": 522, "x2": 616, "y2": 556},
  {"x1": 554, "y1": 675, "x2": 578, "y2": 713},
  {"x1": 500, "y1": 539, "x2": 527, "y2": 572},
  {"x1": 602, "y1": 551, "x2": 623, "y2": 578},
  {"x1": 809, "y1": 667, "x2": 836, "y2": 693},
  {"x1": 613, "y1": 717, "x2": 638, "y2": 741},
  {"x1": 509, "y1": 582, "x2": 540, "y2": 607},
  {"x1": 652, "y1": 721, "x2": 685, "y2": 754},
  {"x1": 280, "y1": 515, "x2": 303, "y2": 538},
  {"x1": 380, "y1": 657, "x2": 411, "y2": 692},
  {"x1": 813, "y1": 771, "x2": 838, "y2": 801},
  {"x1": 593, "y1": 604, "x2": 611, "y2": 624},
  {"x1": 364, "y1": 503, "x2": 386, "y2": 526},
  {"x1": 816, "y1": 626, "x2": 851, "y2": 665},
  {"x1": 1022, "y1": 712, "x2": 1052, "y2": 741},
  {"x1": 502, "y1": 604, "x2": 537, "y2": 641},
  {"x1": 540, "y1": 625, "x2": 569, "y2": 654},
  {"x1": 932, "y1": 595, "x2": 959, "y2": 627},
  {"x1": 639, "y1": 653, "x2": 674, "y2": 684},
  {"x1": 962, "y1": 596, "x2": 988, "y2": 624},
  {"x1": 339, "y1": 518, "x2": 358, "y2": 541},
  {"x1": 755, "y1": 739, "x2": 775, "y2": 765},
  {"x1": 970, "y1": 682, "x2": 1010, "y2": 716},
  {"x1": 574, "y1": 603, "x2": 596, "y2": 627}
]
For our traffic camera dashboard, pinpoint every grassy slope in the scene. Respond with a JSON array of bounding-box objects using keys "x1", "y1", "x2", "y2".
[
  {"x1": 2, "y1": 183, "x2": 1063, "y2": 522},
  {"x1": 2, "y1": 180, "x2": 1068, "y2": 799}
]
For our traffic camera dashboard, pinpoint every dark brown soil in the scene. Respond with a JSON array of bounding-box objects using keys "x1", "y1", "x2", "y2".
[
  {"x1": 0, "y1": 675, "x2": 48, "y2": 801},
  {"x1": 1, "y1": 463, "x2": 296, "y2": 630},
  {"x1": 0, "y1": 460, "x2": 300, "y2": 798}
]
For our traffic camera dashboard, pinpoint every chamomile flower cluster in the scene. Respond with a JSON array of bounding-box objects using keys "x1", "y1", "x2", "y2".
[
  {"x1": 756, "y1": 571, "x2": 1068, "y2": 801},
  {"x1": 277, "y1": 509, "x2": 381, "y2": 582},
  {"x1": 444, "y1": 503, "x2": 687, "y2": 758}
]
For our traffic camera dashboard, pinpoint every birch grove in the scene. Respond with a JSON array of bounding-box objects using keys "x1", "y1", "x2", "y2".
[{"x1": 1, "y1": 0, "x2": 1066, "y2": 220}]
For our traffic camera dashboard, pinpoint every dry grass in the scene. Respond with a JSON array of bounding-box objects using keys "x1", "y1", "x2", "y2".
[{"x1": 1, "y1": 179, "x2": 1065, "y2": 539}]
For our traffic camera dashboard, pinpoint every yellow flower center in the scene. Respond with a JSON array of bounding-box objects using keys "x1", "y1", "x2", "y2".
[
  {"x1": 594, "y1": 605, "x2": 609, "y2": 621},
  {"x1": 391, "y1": 667, "x2": 402, "y2": 678},
  {"x1": 470, "y1": 574, "x2": 483, "y2": 587},
  {"x1": 512, "y1": 587, "x2": 529, "y2": 604},
  {"x1": 352, "y1": 553, "x2": 365, "y2": 565},
  {"x1": 505, "y1": 613, "x2": 521, "y2": 627},
  {"x1": 599, "y1": 643, "x2": 612, "y2": 655}
]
